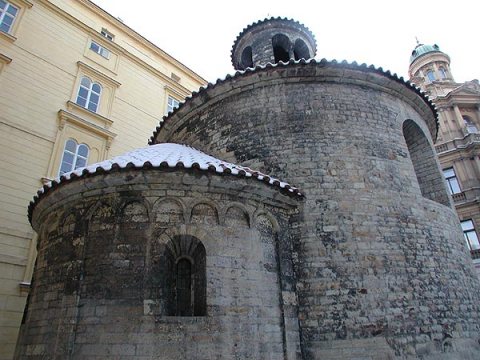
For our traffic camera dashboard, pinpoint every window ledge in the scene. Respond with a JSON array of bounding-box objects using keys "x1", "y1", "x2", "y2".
[
  {"x1": 0, "y1": 53, "x2": 12, "y2": 64},
  {"x1": 60, "y1": 106, "x2": 116, "y2": 140},
  {"x1": 19, "y1": 281, "x2": 31, "y2": 295},
  {"x1": 77, "y1": 61, "x2": 121, "y2": 87},
  {"x1": 12, "y1": 0, "x2": 33, "y2": 8},
  {"x1": 66, "y1": 101, "x2": 113, "y2": 128},
  {"x1": 0, "y1": 31, "x2": 17, "y2": 43},
  {"x1": 153, "y1": 316, "x2": 207, "y2": 324}
]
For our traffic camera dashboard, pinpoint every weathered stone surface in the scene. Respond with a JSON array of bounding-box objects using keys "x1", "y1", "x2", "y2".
[
  {"x1": 16, "y1": 18, "x2": 480, "y2": 360},
  {"x1": 155, "y1": 63, "x2": 480, "y2": 359},
  {"x1": 16, "y1": 171, "x2": 300, "y2": 359}
]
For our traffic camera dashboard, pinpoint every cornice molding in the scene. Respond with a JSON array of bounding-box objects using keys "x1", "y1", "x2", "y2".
[
  {"x1": 77, "y1": 0, "x2": 206, "y2": 84},
  {"x1": 61, "y1": 105, "x2": 116, "y2": 140},
  {"x1": 11, "y1": 0, "x2": 33, "y2": 8},
  {"x1": 164, "y1": 84, "x2": 189, "y2": 99},
  {"x1": 35, "y1": 0, "x2": 203, "y2": 95},
  {"x1": 77, "y1": 61, "x2": 121, "y2": 87},
  {"x1": 0, "y1": 53, "x2": 12, "y2": 64}
]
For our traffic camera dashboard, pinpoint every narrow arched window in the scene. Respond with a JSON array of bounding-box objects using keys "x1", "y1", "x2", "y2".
[
  {"x1": 463, "y1": 116, "x2": 477, "y2": 134},
  {"x1": 439, "y1": 67, "x2": 447, "y2": 79},
  {"x1": 76, "y1": 76, "x2": 102, "y2": 112},
  {"x1": 240, "y1": 46, "x2": 253, "y2": 69},
  {"x1": 272, "y1": 34, "x2": 290, "y2": 63},
  {"x1": 176, "y1": 258, "x2": 192, "y2": 316},
  {"x1": 161, "y1": 235, "x2": 206, "y2": 317},
  {"x1": 59, "y1": 139, "x2": 89, "y2": 175},
  {"x1": 293, "y1": 39, "x2": 310, "y2": 60},
  {"x1": 426, "y1": 70, "x2": 436, "y2": 82}
]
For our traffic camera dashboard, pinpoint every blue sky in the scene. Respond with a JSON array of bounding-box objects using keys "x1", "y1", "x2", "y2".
[{"x1": 92, "y1": 0, "x2": 479, "y2": 84}]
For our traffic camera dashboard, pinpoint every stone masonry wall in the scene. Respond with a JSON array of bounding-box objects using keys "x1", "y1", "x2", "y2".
[
  {"x1": 16, "y1": 170, "x2": 301, "y2": 360},
  {"x1": 156, "y1": 64, "x2": 480, "y2": 359}
]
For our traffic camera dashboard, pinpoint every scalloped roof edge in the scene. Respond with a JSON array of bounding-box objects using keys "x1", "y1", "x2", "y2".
[
  {"x1": 28, "y1": 143, "x2": 303, "y2": 224},
  {"x1": 230, "y1": 17, "x2": 317, "y2": 68},
  {"x1": 149, "y1": 58, "x2": 439, "y2": 145}
]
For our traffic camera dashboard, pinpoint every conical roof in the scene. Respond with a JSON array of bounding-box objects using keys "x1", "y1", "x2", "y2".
[{"x1": 29, "y1": 143, "x2": 302, "y2": 222}]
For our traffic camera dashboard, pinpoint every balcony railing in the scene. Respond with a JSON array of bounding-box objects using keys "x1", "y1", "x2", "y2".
[
  {"x1": 435, "y1": 143, "x2": 448, "y2": 153},
  {"x1": 471, "y1": 249, "x2": 480, "y2": 260},
  {"x1": 435, "y1": 130, "x2": 480, "y2": 154},
  {"x1": 451, "y1": 192, "x2": 466, "y2": 203}
]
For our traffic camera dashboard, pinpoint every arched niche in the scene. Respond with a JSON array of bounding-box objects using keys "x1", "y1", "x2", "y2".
[
  {"x1": 61, "y1": 211, "x2": 77, "y2": 235},
  {"x1": 272, "y1": 33, "x2": 291, "y2": 63},
  {"x1": 153, "y1": 198, "x2": 185, "y2": 226},
  {"x1": 121, "y1": 201, "x2": 149, "y2": 223},
  {"x1": 402, "y1": 119, "x2": 450, "y2": 206},
  {"x1": 119, "y1": 200, "x2": 150, "y2": 233},
  {"x1": 190, "y1": 202, "x2": 219, "y2": 225},
  {"x1": 240, "y1": 46, "x2": 253, "y2": 69},
  {"x1": 254, "y1": 212, "x2": 279, "y2": 274},
  {"x1": 88, "y1": 202, "x2": 115, "y2": 232},
  {"x1": 224, "y1": 204, "x2": 250, "y2": 228},
  {"x1": 293, "y1": 38, "x2": 310, "y2": 60}
]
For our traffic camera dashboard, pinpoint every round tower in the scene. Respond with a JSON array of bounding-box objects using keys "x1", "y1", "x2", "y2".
[
  {"x1": 409, "y1": 43, "x2": 454, "y2": 89},
  {"x1": 153, "y1": 19, "x2": 480, "y2": 359},
  {"x1": 231, "y1": 17, "x2": 316, "y2": 70}
]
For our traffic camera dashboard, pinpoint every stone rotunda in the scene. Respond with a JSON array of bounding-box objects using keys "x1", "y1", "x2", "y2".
[{"x1": 16, "y1": 18, "x2": 480, "y2": 360}]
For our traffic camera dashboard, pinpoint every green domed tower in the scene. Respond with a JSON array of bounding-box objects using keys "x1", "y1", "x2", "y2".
[{"x1": 409, "y1": 42, "x2": 454, "y2": 94}]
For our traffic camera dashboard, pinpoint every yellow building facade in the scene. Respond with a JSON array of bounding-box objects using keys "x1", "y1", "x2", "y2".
[{"x1": 0, "y1": 0, "x2": 205, "y2": 358}]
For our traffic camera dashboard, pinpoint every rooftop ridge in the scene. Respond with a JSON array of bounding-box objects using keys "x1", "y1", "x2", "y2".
[{"x1": 149, "y1": 58, "x2": 439, "y2": 144}]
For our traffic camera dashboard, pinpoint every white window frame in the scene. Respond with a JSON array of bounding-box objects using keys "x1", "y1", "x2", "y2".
[
  {"x1": 443, "y1": 167, "x2": 461, "y2": 195},
  {"x1": 166, "y1": 95, "x2": 180, "y2": 115},
  {"x1": 461, "y1": 220, "x2": 480, "y2": 251},
  {"x1": 0, "y1": 0, "x2": 18, "y2": 34},
  {"x1": 101, "y1": 28, "x2": 114, "y2": 41},
  {"x1": 90, "y1": 40, "x2": 110, "y2": 59},
  {"x1": 76, "y1": 76, "x2": 102, "y2": 113},
  {"x1": 59, "y1": 139, "x2": 89, "y2": 176}
]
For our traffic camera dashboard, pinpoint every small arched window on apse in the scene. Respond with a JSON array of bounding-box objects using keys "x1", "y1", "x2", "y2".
[
  {"x1": 426, "y1": 70, "x2": 436, "y2": 82},
  {"x1": 463, "y1": 116, "x2": 478, "y2": 134},
  {"x1": 240, "y1": 46, "x2": 253, "y2": 69},
  {"x1": 76, "y1": 76, "x2": 102, "y2": 113},
  {"x1": 162, "y1": 235, "x2": 206, "y2": 316},
  {"x1": 438, "y1": 67, "x2": 447, "y2": 80},
  {"x1": 293, "y1": 39, "x2": 310, "y2": 60},
  {"x1": 402, "y1": 119, "x2": 450, "y2": 206},
  {"x1": 59, "y1": 139, "x2": 89, "y2": 176},
  {"x1": 272, "y1": 34, "x2": 291, "y2": 63}
]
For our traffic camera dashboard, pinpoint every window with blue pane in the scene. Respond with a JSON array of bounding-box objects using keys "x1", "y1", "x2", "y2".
[
  {"x1": 461, "y1": 220, "x2": 480, "y2": 251},
  {"x1": 89, "y1": 40, "x2": 110, "y2": 59},
  {"x1": 59, "y1": 139, "x2": 89, "y2": 176},
  {"x1": 439, "y1": 67, "x2": 447, "y2": 80},
  {"x1": 0, "y1": 0, "x2": 18, "y2": 34},
  {"x1": 426, "y1": 70, "x2": 436, "y2": 82},
  {"x1": 443, "y1": 167, "x2": 461, "y2": 195},
  {"x1": 166, "y1": 96, "x2": 180, "y2": 115},
  {"x1": 76, "y1": 76, "x2": 102, "y2": 113}
]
